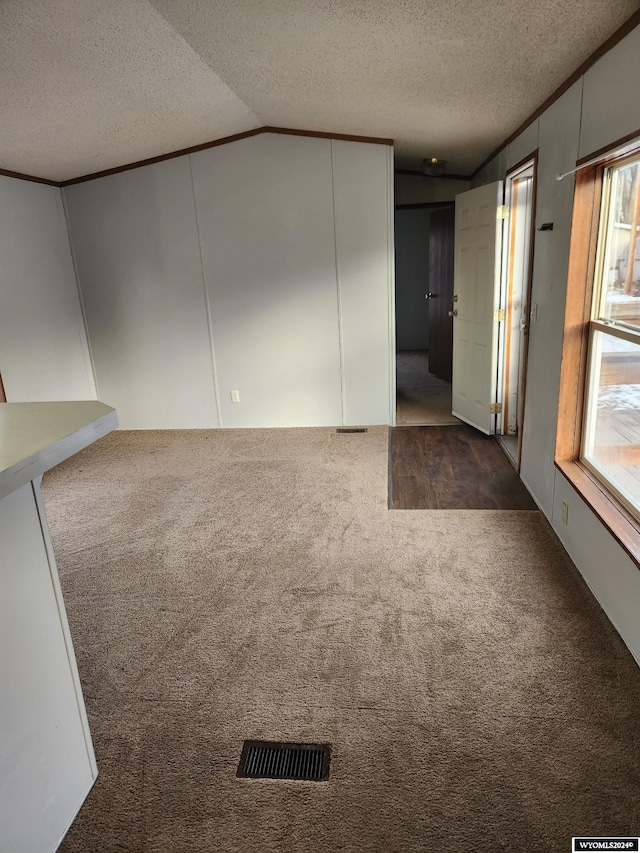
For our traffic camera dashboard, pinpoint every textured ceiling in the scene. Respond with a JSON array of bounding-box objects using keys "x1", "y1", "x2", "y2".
[
  {"x1": 1, "y1": 0, "x2": 639, "y2": 181},
  {"x1": 0, "y1": 0, "x2": 261, "y2": 180}
]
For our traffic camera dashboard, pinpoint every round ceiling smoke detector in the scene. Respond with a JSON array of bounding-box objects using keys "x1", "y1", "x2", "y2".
[{"x1": 422, "y1": 157, "x2": 448, "y2": 177}]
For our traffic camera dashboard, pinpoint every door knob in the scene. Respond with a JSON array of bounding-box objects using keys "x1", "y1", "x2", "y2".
[
  {"x1": 448, "y1": 309, "x2": 458, "y2": 317},
  {"x1": 426, "y1": 292, "x2": 436, "y2": 299}
]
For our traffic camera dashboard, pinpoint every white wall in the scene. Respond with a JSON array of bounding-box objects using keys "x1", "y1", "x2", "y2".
[
  {"x1": 520, "y1": 82, "x2": 583, "y2": 516},
  {"x1": 506, "y1": 120, "x2": 539, "y2": 171},
  {"x1": 394, "y1": 208, "x2": 431, "y2": 351},
  {"x1": 191, "y1": 134, "x2": 341, "y2": 428},
  {"x1": 473, "y1": 149, "x2": 508, "y2": 188},
  {"x1": 64, "y1": 133, "x2": 394, "y2": 429},
  {"x1": 474, "y1": 25, "x2": 640, "y2": 663},
  {"x1": 64, "y1": 158, "x2": 218, "y2": 430},
  {"x1": 553, "y1": 472, "x2": 640, "y2": 664},
  {"x1": 332, "y1": 140, "x2": 394, "y2": 426},
  {"x1": 473, "y1": 154, "x2": 502, "y2": 187},
  {"x1": 579, "y1": 25, "x2": 640, "y2": 161},
  {"x1": 0, "y1": 178, "x2": 94, "y2": 402},
  {"x1": 395, "y1": 173, "x2": 469, "y2": 205}
]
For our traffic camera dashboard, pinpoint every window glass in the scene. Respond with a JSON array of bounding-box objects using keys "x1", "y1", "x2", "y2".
[
  {"x1": 583, "y1": 328, "x2": 640, "y2": 517},
  {"x1": 599, "y1": 159, "x2": 640, "y2": 328}
]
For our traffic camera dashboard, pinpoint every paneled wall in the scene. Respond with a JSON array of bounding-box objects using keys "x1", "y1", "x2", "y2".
[
  {"x1": 0, "y1": 178, "x2": 95, "y2": 402},
  {"x1": 331, "y1": 140, "x2": 394, "y2": 425},
  {"x1": 519, "y1": 83, "x2": 582, "y2": 516},
  {"x1": 64, "y1": 158, "x2": 218, "y2": 430},
  {"x1": 579, "y1": 25, "x2": 640, "y2": 161},
  {"x1": 65, "y1": 133, "x2": 394, "y2": 429},
  {"x1": 191, "y1": 134, "x2": 342, "y2": 428},
  {"x1": 473, "y1": 27, "x2": 640, "y2": 663},
  {"x1": 394, "y1": 173, "x2": 470, "y2": 205}
]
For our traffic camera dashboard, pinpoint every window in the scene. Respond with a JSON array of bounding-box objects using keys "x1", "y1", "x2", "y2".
[
  {"x1": 557, "y1": 143, "x2": 640, "y2": 560},
  {"x1": 582, "y1": 155, "x2": 640, "y2": 519}
]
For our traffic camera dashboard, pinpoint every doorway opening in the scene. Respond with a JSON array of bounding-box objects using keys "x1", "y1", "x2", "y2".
[
  {"x1": 496, "y1": 157, "x2": 537, "y2": 470},
  {"x1": 394, "y1": 203, "x2": 460, "y2": 425}
]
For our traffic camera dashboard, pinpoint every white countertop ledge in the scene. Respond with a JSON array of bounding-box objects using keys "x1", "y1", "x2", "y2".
[{"x1": 0, "y1": 402, "x2": 118, "y2": 500}]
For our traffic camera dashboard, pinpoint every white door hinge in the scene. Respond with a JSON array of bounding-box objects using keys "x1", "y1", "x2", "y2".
[
  {"x1": 490, "y1": 402, "x2": 502, "y2": 414},
  {"x1": 497, "y1": 205, "x2": 510, "y2": 220},
  {"x1": 494, "y1": 309, "x2": 505, "y2": 322}
]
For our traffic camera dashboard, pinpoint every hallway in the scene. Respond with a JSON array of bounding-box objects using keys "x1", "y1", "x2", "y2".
[{"x1": 396, "y1": 351, "x2": 461, "y2": 426}]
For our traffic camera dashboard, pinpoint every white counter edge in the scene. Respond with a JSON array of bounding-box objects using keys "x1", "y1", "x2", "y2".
[{"x1": 0, "y1": 407, "x2": 118, "y2": 501}]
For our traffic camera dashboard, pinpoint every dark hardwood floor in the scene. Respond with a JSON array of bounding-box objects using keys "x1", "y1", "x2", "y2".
[{"x1": 390, "y1": 424, "x2": 537, "y2": 510}]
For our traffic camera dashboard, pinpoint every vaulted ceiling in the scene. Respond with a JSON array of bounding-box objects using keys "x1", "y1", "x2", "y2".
[{"x1": 1, "y1": 0, "x2": 638, "y2": 182}]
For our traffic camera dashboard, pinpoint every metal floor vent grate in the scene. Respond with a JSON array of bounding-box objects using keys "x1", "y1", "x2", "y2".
[
  {"x1": 336, "y1": 428, "x2": 368, "y2": 434},
  {"x1": 237, "y1": 741, "x2": 331, "y2": 781}
]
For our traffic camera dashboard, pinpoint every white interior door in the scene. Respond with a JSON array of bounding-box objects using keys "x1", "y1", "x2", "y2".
[{"x1": 452, "y1": 181, "x2": 503, "y2": 434}]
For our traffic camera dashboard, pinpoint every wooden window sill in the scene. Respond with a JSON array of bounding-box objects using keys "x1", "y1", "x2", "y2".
[{"x1": 555, "y1": 459, "x2": 640, "y2": 567}]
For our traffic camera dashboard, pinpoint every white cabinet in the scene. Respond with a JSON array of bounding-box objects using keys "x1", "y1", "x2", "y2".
[{"x1": 0, "y1": 402, "x2": 117, "y2": 852}]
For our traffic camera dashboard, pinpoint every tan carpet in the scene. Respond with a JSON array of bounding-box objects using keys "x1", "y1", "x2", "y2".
[
  {"x1": 41, "y1": 427, "x2": 640, "y2": 853},
  {"x1": 396, "y1": 351, "x2": 462, "y2": 425}
]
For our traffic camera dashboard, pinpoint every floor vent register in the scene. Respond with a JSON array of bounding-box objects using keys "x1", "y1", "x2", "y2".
[{"x1": 237, "y1": 741, "x2": 331, "y2": 781}]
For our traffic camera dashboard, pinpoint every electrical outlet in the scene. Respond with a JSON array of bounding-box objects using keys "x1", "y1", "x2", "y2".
[
  {"x1": 561, "y1": 500, "x2": 569, "y2": 525},
  {"x1": 231, "y1": 390, "x2": 240, "y2": 403}
]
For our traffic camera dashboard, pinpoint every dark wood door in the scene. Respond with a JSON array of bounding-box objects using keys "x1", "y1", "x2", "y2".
[{"x1": 427, "y1": 207, "x2": 455, "y2": 382}]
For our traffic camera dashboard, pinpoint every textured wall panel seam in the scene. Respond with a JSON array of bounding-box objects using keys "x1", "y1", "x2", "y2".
[
  {"x1": 188, "y1": 155, "x2": 222, "y2": 428},
  {"x1": 330, "y1": 141, "x2": 346, "y2": 426},
  {"x1": 60, "y1": 189, "x2": 99, "y2": 401},
  {"x1": 577, "y1": 76, "x2": 586, "y2": 159}
]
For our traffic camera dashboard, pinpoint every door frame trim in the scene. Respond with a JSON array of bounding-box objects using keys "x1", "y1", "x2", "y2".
[
  {"x1": 387, "y1": 147, "x2": 397, "y2": 426},
  {"x1": 500, "y1": 150, "x2": 538, "y2": 471}
]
